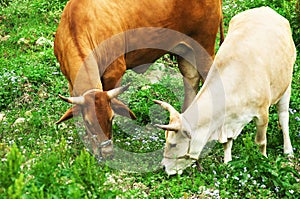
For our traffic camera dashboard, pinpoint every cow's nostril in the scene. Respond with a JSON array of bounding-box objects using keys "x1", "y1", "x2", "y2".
[
  {"x1": 100, "y1": 146, "x2": 114, "y2": 159},
  {"x1": 102, "y1": 153, "x2": 114, "y2": 160}
]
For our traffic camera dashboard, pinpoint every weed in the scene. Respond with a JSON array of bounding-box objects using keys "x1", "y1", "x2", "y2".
[{"x1": 0, "y1": 0, "x2": 299, "y2": 198}]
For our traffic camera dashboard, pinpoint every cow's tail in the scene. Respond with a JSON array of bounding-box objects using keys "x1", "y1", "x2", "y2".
[
  {"x1": 219, "y1": 16, "x2": 224, "y2": 46},
  {"x1": 219, "y1": 0, "x2": 224, "y2": 46}
]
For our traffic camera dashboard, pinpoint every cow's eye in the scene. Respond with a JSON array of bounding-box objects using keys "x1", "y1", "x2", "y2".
[
  {"x1": 182, "y1": 130, "x2": 191, "y2": 139},
  {"x1": 169, "y1": 143, "x2": 177, "y2": 148}
]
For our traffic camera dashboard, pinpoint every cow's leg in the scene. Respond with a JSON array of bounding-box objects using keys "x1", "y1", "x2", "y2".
[
  {"x1": 178, "y1": 58, "x2": 200, "y2": 111},
  {"x1": 254, "y1": 110, "x2": 269, "y2": 157},
  {"x1": 174, "y1": 43, "x2": 200, "y2": 111},
  {"x1": 276, "y1": 86, "x2": 293, "y2": 155},
  {"x1": 175, "y1": 37, "x2": 215, "y2": 111},
  {"x1": 223, "y1": 139, "x2": 233, "y2": 163},
  {"x1": 102, "y1": 57, "x2": 126, "y2": 91}
]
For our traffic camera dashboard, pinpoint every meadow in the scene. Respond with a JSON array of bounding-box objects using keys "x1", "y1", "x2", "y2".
[{"x1": 0, "y1": 0, "x2": 300, "y2": 198}]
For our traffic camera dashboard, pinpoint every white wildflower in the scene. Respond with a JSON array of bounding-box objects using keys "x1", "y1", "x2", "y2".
[
  {"x1": 0, "y1": 35, "x2": 10, "y2": 41},
  {"x1": 13, "y1": 118, "x2": 26, "y2": 126},
  {"x1": 289, "y1": 190, "x2": 294, "y2": 194},
  {"x1": 141, "y1": 85, "x2": 151, "y2": 90},
  {"x1": 25, "y1": 110, "x2": 32, "y2": 117},
  {"x1": 215, "y1": 182, "x2": 220, "y2": 187},
  {"x1": 203, "y1": 190, "x2": 212, "y2": 195},
  {"x1": 66, "y1": 140, "x2": 73, "y2": 144},
  {"x1": 18, "y1": 38, "x2": 29, "y2": 44},
  {"x1": 35, "y1": 36, "x2": 53, "y2": 47},
  {"x1": 125, "y1": 142, "x2": 130, "y2": 145},
  {"x1": 213, "y1": 189, "x2": 220, "y2": 197}
]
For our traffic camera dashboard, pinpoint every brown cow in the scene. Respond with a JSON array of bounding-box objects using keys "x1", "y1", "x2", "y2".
[{"x1": 54, "y1": 0, "x2": 223, "y2": 159}]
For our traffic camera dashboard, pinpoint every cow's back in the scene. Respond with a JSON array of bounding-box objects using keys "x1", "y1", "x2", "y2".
[
  {"x1": 214, "y1": 7, "x2": 296, "y2": 105},
  {"x1": 54, "y1": 0, "x2": 222, "y2": 78}
]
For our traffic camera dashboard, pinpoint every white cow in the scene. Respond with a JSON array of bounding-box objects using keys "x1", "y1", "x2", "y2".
[{"x1": 154, "y1": 7, "x2": 296, "y2": 175}]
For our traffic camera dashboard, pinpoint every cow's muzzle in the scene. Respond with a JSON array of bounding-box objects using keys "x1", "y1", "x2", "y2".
[{"x1": 99, "y1": 140, "x2": 113, "y2": 160}]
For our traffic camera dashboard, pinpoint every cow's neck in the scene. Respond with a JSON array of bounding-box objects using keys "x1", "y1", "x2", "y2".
[
  {"x1": 71, "y1": 53, "x2": 103, "y2": 96},
  {"x1": 181, "y1": 66, "x2": 227, "y2": 159},
  {"x1": 182, "y1": 66, "x2": 254, "y2": 160},
  {"x1": 182, "y1": 85, "x2": 217, "y2": 159}
]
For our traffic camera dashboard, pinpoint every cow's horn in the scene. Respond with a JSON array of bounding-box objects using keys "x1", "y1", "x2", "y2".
[
  {"x1": 107, "y1": 84, "x2": 130, "y2": 99},
  {"x1": 153, "y1": 100, "x2": 180, "y2": 117},
  {"x1": 154, "y1": 123, "x2": 181, "y2": 131},
  {"x1": 58, "y1": 94, "x2": 85, "y2": 105}
]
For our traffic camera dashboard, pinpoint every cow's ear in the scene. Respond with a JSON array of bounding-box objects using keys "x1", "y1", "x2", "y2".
[
  {"x1": 56, "y1": 105, "x2": 81, "y2": 124},
  {"x1": 111, "y1": 98, "x2": 136, "y2": 119}
]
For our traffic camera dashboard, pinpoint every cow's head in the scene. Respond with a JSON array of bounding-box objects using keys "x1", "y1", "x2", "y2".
[
  {"x1": 56, "y1": 84, "x2": 136, "y2": 159},
  {"x1": 154, "y1": 100, "x2": 194, "y2": 175}
]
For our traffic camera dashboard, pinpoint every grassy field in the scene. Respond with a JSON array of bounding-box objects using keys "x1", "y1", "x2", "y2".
[{"x1": 0, "y1": 0, "x2": 299, "y2": 198}]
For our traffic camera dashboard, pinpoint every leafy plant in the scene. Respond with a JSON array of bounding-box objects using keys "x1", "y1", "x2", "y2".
[
  {"x1": 0, "y1": 144, "x2": 25, "y2": 197},
  {"x1": 0, "y1": 0, "x2": 299, "y2": 198},
  {"x1": 0, "y1": 0, "x2": 11, "y2": 7},
  {"x1": 223, "y1": 0, "x2": 300, "y2": 47}
]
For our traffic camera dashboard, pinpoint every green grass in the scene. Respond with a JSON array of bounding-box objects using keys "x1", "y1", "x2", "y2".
[{"x1": 1, "y1": 0, "x2": 300, "y2": 198}]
